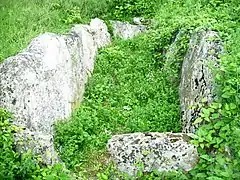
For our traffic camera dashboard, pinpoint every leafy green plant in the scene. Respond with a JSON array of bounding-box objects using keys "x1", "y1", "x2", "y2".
[
  {"x1": 188, "y1": 28, "x2": 240, "y2": 179},
  {"x1": 54, "y1": 1, "x2": 240, "y2": 178},
  {"x1": 0, "y1": 108, "x2": 70, "y2": 179},
  {"x1": 55, "y1": 29, "x2": 184, "y2": 172},
  {"x1": 108, "y1": 0, "x2": 158, "y2": 20}
]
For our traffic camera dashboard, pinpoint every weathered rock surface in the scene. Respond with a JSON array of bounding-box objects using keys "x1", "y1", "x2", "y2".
[
  {"x1": 111, "y1": 20, "x2": 146, "y2": 39},
  {"x1": 133, "y1": 17, "x2": 145, "y2": 25},
  {"x1": 180, "y1": 31, "x2": 223, "y2": 133},
  {"x1": 0, "y1": 18, "x2": 110, "y2": 164},
  {"x1": 164, "y1": 31, "x2": 187, "y2": 71},
  {"x1": 107, "y1": 132, "x2": 198, "y2": 176}
]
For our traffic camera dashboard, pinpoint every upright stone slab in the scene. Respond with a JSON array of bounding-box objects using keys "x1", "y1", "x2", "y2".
[
  {"x1": 164, "y1": 31, "x2": 188, "y2": 72},
  {"x1": 180, "y1": 31, "x2": 223, "y2": 133},
  {"x1": 107, "y1": 132, "x2": 198, "y2": 176},
  {"x1": 110, "y1": 20, "x2": 146, "y2": 40},
  {"x1": 0, "y1": 18, "x2": 111, "y2": 164}
]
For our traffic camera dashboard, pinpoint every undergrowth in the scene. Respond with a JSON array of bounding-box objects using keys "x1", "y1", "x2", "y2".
[
  {"x1": 54, "y1": 31, "x2": 185, "y2": 172},
  {"x1": 58, "y1": 0, "x2": 240, "y2": 179}
]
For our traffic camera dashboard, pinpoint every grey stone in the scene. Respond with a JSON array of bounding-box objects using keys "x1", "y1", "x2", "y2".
[
  {"x1": 164, "y1": 31, "x2": 186, "y2": 71},
  {"x1": 110, "y1": 20, "x2": 146, "y2": 40},
  {"x1": 0, "y1": 18, "x2": 110, "y2": 164},
  {"x1": 107, "y1": 132, "x2": 198, "y2": 176},
  {"x1": 72, "y1": 18, "x2": 111, "y2": 49},
  {"x1": 180, "y1": 31, "x2": 223, "y2": 133},
  {"x1": 14, "y1": 129, "x2": 59, "y2": 164},
  {"x1": 133, "y1": 17, "x2": 145, "y2": 25},
  {"x1": 163, "y1": 31, "x2": 190, "y2": 87}
]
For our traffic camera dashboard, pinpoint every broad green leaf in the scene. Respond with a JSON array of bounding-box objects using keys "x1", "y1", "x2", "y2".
[
  {"x1": 193, "y1": 117, "x2": 203, "y2": 125},
  {"x1": 230, "y1": 103, "x2": 237, "y2": 109},
  {"x1": 212, "y1": 113, "x2": 219, "y2": 119}
]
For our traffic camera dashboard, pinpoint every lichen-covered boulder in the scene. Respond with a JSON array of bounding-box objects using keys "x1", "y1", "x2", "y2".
[
  {"x1": 180, "y1": 31, "x2": 223, "y2": 133},
  {"x1": 110, "y1": 20, "x2": 146, "y2": 39},
  {"x1": 107, "y1": 132, "x2": 198, "y2": 176},
  {"x1": 0, "y1": 18, "x2": 110, "y2": 164}
]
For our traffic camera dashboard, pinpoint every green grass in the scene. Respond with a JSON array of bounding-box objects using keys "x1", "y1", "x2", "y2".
[
  {"x1": 54, "y1": 34, "x2": 184, "y2": 170},
  {"x1": 55, "y1": 0, "x2": 240, "y2": 179},
  {"x1": 0, "y1": 0, "x2": 110, "y2": 62}
]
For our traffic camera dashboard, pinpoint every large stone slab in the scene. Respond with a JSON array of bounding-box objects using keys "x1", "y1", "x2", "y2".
[
  {"x1": 110, "y1": 20, "x2": 146, "y2": 40},
  {"x1": 0, "y1": 18, "x2": 110, "y2": 164},
  {"x1": 180, "y1": 31, "x2": 223, "y2": 133},
  {"x1": 107, "y1": 132, "x2": 198, "y2": 176}
]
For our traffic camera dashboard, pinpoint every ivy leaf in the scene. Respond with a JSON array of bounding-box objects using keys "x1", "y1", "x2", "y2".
[
  {"x1": 212, "y1": 113, "x2": 219, "y2": 119},
  {"x1": 222, "y1": 92, "x2": 231, "y2": 98},
  {"x1": 220, "y1": 172, "x2": 231, "y2": 178},
  {"x1": 200, "y1": 143, "x2": 204, "y2": 149},
  {"x1": 204, "y1": 117, "x2": 210, "y2": 122},
  {"x1": 200, "y1": 155, "x2": 212, "y2": 162},
  {"x1": 216, "y1": 138, "x2": 224, "y2": 145},
  {"x1": 202, "y1": 108, "x2": 210, "y2": 117},
  {"x1": 210, "y1": 103, "x2": 220, "y2": 109},
  {"x1": 225, "y1": 104, "x2": 230, "y2": 110},
  {"x1": 216, "y1": 73, "x2": 221, "y2": 80},
  {"x1": 207, "y1": 176, "x2": 225, "y2": 180},
  {"x1": 230, "y1": 103, "x2": 236, "y2": 110},
  {"x1": 201, "y1": 97, "x2": 207, "y2": 103},
  {"x1": 193, "y1": 117, "x2": 203, "y2": 125},
  {"x1": 216, "y1": 155, "x2": 225, "y2": 166}
]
